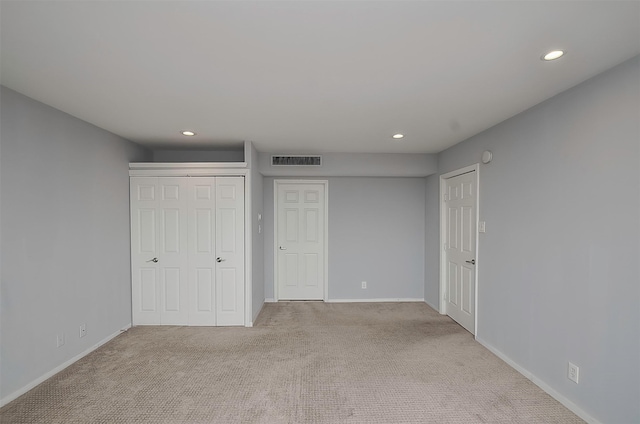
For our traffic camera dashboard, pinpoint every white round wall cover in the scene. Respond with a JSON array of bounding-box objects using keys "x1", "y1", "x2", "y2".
[{"x1": 481, "y1": 150, "x2": 493, "y2": 164}]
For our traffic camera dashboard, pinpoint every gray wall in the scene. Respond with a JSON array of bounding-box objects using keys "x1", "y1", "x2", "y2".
[
  {"x1": 431, "y1": 56, "x2": 639, "y2": 423},
  {"x1": 423, "y1": 174, "x2": 440, "y2": 309},
  {"x1": 250, "y1": 158, "x2": 265, "y2": 323},
  {"x1": 264, "y1": 177, "x2": 426, "y2": 300},
  {"x1": 153, "y1": 149, "x2": 244, "y2": 162},
  {"x1": 258, "y1": 152, "x2": 437, "y2": 177},
  {"x1": 0, "y1": 87, "x2": 151, "y2": 401}
]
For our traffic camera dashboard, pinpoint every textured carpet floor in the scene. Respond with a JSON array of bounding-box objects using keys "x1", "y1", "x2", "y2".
[{"x1": 1, "y1": 302, "x2": 583, "y2": 423}]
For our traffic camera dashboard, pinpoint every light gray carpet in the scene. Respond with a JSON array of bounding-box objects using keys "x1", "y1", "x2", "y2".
[{"x1": 1, "y1": 302, "x2": 583, "y2": 423}]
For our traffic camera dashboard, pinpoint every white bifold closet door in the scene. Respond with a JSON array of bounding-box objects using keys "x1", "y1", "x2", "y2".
[{"x1": 131, "y1": 176, "x2": 244, "y2": 326}]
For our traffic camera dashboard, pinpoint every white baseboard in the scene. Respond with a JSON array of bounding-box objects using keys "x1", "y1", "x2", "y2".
[
  {"x1": 327, "y1": 298, "x2": 424, "y2": 303},
  {"x1": 424, "y1": 299, "x2": 440, "y2": 311},
  {"x1": 250, "y1": 299, "x2": 265, "y2": 326},
  {"x1": 0, "y1": 324, "x2": 131, "y2": 408},
  {"x1": 475, "y1": 337, "x2": 600, "y2": 424},
  {"x1": 265, "y1": 298, "x2": 424, "y2": 303}
]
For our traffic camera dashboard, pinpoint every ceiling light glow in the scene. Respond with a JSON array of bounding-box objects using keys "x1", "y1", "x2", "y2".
[
  {"x1": 392, "y1": 133, "x2": 404, "y2": 139},
  {"x1": 542, "y1": 50, "x2": 564, "y2": 61},
  {"x1": 181, "y1": 130, "x2": 196, "y2": 136}
]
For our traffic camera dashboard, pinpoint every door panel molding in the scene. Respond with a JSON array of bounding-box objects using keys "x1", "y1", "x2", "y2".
[
  {"x1": 439, "y1": 164, "x2": 479, "y2": 336},
  {"x1": 274, "y1": 180, "x2": 328, "y2": 301}
]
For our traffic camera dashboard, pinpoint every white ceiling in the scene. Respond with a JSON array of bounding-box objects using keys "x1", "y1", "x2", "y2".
[{"x1": 1, "y1": 1, "x2": 639, "y2": 154}]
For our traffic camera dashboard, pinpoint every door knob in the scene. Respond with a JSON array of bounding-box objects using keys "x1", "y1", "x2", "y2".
[
  {"x1": 216, "y1": 257, "x2": 225, "y2": 263},
  {"x1": 146, "y1": 257, "x2": 158, "y2": 263},
  {"x1": 279, "y1": 246, "x2": 287, "y2": 250},
  {"x1": 465, "y1": 259, "x2": 476, "y2": 265}
]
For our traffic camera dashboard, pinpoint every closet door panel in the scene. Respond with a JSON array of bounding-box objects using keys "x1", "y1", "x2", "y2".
[
  {"x1": 131, "y1": 177, "x2": 189, "y2": 325},
  {"x1": 196, "y1": 268, "x2": 214, "y2": 313},
  {"x1": 132, "y1": 174, "x2": 245, "y2": 327},
  {"x1": 215, "y1": 177, "x2": 245, "y2": 326},
  {"x1": 188, "y1": 178, "x2": 217, "y2": 326},
  {"x1": 131, "y1": 178, "x2": 160, "y2": 325},
  {"x1": 157, "y1": 178, "x2": 189, "y2": 325}
]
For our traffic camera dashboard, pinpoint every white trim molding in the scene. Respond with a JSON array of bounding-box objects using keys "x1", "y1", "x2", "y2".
[
  {"x1": 129, "y1": 162, "x2": 249, "y2": 177},
  {"x1": 251, "y1": 296, "x2": 264, "y2": 324},
  {"x1": 327, "y1": 298, "x2": 425, "y2": 303},
  {"x1": 476, "y1": 337, "x2": 601, "y2": 424},
  {"x1": 129, "y1": 163, "x2": 253, "y2": 327},
  {"x1": 424, "y1": 299, "x2": 440, "y2": 311},
  {"x1": 0, "y1": 325, "x2": 131, "y2": 407}
]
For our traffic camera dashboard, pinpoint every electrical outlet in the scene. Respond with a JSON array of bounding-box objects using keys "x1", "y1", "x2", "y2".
[
  {"x1": 56, "y1": 333, "x2": 65, "y2": 348},
  {"x1": 79, "y1": 324, "x2": 87, "y2": 338},
  {"x1": 568, "y1": 362, "x2": 579, "y2": 384},
  {"x1": 361, "y1": 281, "x2": 367, "y2": 289}
]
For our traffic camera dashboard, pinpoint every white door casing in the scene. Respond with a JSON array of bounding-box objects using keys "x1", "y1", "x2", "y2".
[
  {"x1": 440, "y1": 166, "x2": 479, "y2": 335},
  {"x1": 131, "y1": 176, "x2": 245, "y2": 326},
  {"x1": 275, "y1": 180, "x2": 328, "y2": 300}
]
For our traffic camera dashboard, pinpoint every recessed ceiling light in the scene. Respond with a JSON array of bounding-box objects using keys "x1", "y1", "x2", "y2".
[
  {"x1": 392, "y1": 133, "x2": 404, "y2": 139},
  {"x1": 542, "y1": 50, "x2": 564, "y2": 61},
  {"x1": 181, "y1": 130, "x2": 196, "y2": 136}
]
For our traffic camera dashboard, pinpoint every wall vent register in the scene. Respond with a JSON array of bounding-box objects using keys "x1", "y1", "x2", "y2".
[{"x1": 272, "y1": 155, "x2": 322, "y2": 166}]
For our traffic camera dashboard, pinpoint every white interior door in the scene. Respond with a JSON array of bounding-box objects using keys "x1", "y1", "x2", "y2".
[
  {"x1": 131, "y1": 177, "x2": 160, "y2": 325},
  {"x1": 276, "y1": 181, "x2": 326, "y2": 300},
  {"x1": 187, "y1": 177, "x2": 217, "y2": 326},
  {"x1": 131, "y1": 176, "x2": 244, "y2": 326},
  {"x1": 131, "y1": 177, "x2": 189, "y2": 325},
  {"x1": 444, "y1": 170, "x2": 477, "y2": 334},
  {"x1": 215, "y1": 177, "x2": 245, "y2": 326}
]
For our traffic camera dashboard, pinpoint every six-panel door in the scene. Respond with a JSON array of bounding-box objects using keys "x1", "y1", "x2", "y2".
[
  {"x1": 131, "y1": 177, "x2": 189, "y2": 325},
  {"x1": 444, "y1": 171, "x2": 476, "y2": 334},
  {"x1": 187, "y1": 178, "x2": 217, "y2": 326},
  {"x1": 276, "y1": 182, "x2": 325, "y2": 300},
  {"x1": 131, "y1": 176, "x2": 244, "y2": 326},
  {"x1": 215, "y1": 178, "x2": 245, "y2": 325}
]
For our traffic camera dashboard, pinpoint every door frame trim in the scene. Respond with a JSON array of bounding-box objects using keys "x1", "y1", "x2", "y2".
[
  {"x1": 439, "y1": 164, "x2": 480, "y2": 336},
  {"x1": 130, "y1": 165, "x2": 252, "y2": 327},
  {"x1": 274, "y1": 179, "x2": 329, "y2": 301}
]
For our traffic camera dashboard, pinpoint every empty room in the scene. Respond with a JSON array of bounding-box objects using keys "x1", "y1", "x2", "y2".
[{"x1": 1, "y1": 1, "x2": 638, "y2": 423}]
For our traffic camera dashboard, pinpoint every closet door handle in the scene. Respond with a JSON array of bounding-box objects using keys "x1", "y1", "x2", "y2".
[
  {"x1": 146, "y1": 257, "x2": 158, "y2": 263},
  {"x1": 279, "y1": 246, "x2": 287, "y2": 250},
  {"x1": 465, "y1": 259, "x2": 475, "y2": 265},
  {"x1": 216, "y1": 257, "x2": 225, "y2": 263}
]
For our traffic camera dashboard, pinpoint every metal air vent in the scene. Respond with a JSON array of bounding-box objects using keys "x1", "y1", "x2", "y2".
[{"x1": 271, "y1": 155, "x2": 322, "y2": 166}]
